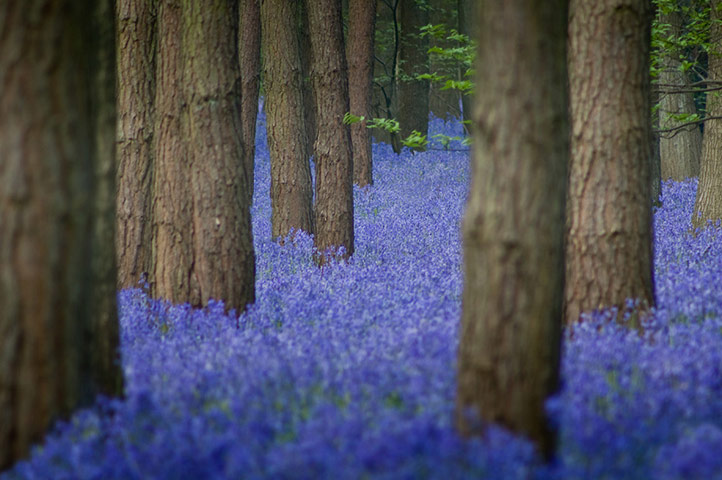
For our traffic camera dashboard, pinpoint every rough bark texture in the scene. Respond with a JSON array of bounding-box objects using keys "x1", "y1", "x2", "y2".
[
  {"x1": 397, "y1": 0, "x2": 430, "y2": 144},
  {"x1": 566, "y1": 0, "x2": 655, "y2": 325},
  {"x1": 308, "y1": 0, "x2": 355, "y2": 261},
  {"x1": 428, "y1": 0, "x2": 461, "y2": 119},
  {"x1": 116, "y1": 0, "x2": 156, "y2": 289},
  {"x1": 0, "y1": 0, "x2": 122, "y2": 468},
  {"x1": 152, "y1": 0, "x2": 196, "y2": 304},
  {"x1": 152, "y1": 0, "x2": 255, "y2": 312},
  {"x1": 240, "y1": 0, "x2": 261, "y2": 204},
  {"x1": 658, "y1": 10, "x2": 702, "y2": 181},
  {"x1": 693, "y1": 0, "x2": 722, "y2": 229},
  {"x1": 298, "y1": 1, "x2": 317, "y2": 161},
  {"x1": 456, "y1": 0, "x2": 567, "y2": 459},
  {"x1": 261, "y1": 0, "x2": 315, "y2": 239},
  {"x1": 347, "y1": 0, "x2": 376, "y2": 186}
]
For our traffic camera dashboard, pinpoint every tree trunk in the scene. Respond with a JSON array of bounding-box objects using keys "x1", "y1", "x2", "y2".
[
  {"x1": 240, "y1": 0, "x2": 261, "y2": 204},
  {"x1": 428, "y1": 0, "x2": 461, "y2": 119},
  {"x1": 371, "y1": 0, "x2": 402, "y2": 152},
  {"x1": 152, "y1": 0, "x2": 255, "y2": 312},
  {"x1": 693, "y1": 0, "x2": 722, "y2": 229},
  {"x1": 0, "y1": 0, "x2": 122, "y2": 468},
  {"x1": 261, "y1": 0, "x2": 315, "y2": 239},
  {"x1": 308, "y1": 0, "x2": 355, "y2": 261},
  {"x1": 397, "y1": 0, "x2": 430, "y2": 145},
  {"x1": 152, "y1": 0, "x2": 197, "y2": 304},
  {"x1": 456, "y1": 0, "x2": 567, "y2": 460},
  {"x1": 116, "y1": 0, "x2": 156, "y2": 289},
  {"x1": 298, "y1": 0, "x2": 317, "y2": 162},
  {"x1": 658, "y1": 10, "x2": 702, "y2": 181},
  {"x1": 457, "y1": 0, "x2": 473, "y2": 129},
  {"x1": 347, "y1": 0, "x2": 376, "y2": 186},
  {"x1": 566, "y1": 0, "x2": 655, "y2": 325}
]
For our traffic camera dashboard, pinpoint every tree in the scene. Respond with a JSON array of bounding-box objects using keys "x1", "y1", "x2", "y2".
[
  {"x1": 261, "y1": 0, "x2": 315, "y2": 239},
  {"x1": 152, "y1": 0, "x2": 255, "y2": 312},
  {"x1": 116, "y1": 0, "x2": 156, "y2": 289},
  {"x1": 347, "y1": 0, "x2": 377, "y2": 186},
  {"x1": 371, "y1": 0, "x2": 402, "y2": 152},
  {"x1": 0, "y1": 0, "x2": 122, "y2": 468},
  {"x1": 240, "y1": 0, "x2": 261, "y2": 204},
  {"x1": 566, "y1": 0, "x2": 655, "y2": 325},
  {"x1": 457, "y1": 0, "x2": 473, "y2": 126},
  {"x1": 428, "y1": 0, "x2": 461, "y2": 119},
  {"x1": 456, "y1": 0, "x2": 567, "y2": 459},
  {"x1": 693, "y1": 0, "x2": 722, "y2": 229},
  {"x1": 308, "y1": 0, "x2": 355, "y2": 261},
  {"x1": 397, "y1": 0, "x2": 430, "y2": 146},
  {"x1": 657, "y1": 8, "x2": 702, "y2": 180}
]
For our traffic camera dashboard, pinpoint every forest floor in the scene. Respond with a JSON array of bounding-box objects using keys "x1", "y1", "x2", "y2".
[{"x1": 3, "y1": 115, "x2": 722, "y2": 479}]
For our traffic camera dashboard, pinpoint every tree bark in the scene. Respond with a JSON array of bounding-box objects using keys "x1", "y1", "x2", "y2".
[
  {"x1": 658, "y1": 9, "x2": 702, "y2": 181},
  {"x1": 261, "y1": 0, "x2": 315, "y2": 240},
  {"x1": 457, "y1": 0, "x2": 473, "y2": 128},
  {"x1": 397, "y1": 0, "x2": 430, "y2": 145},
  {"x1": 428, "y1": 0, "x2": 461, "y2": 119},
  {"x1": 298, "y1": 0, "x2": 317, "y2": 162},
  {"x1": 693, "y1": 0, "x2": 722, "y2": 229},
  {"x1": 240, "y1": 0, "x2": 261, "y2": 204},
  {"x1": 0, "y1": 0, "x2": 122, "y2": 468},
  {"x1": 308, "y1": 0, "x2": 355, "y2": 261},
  {"x1": 566, "y1": 0, "x2": 655, "y2": 325},
  {"x1": 152, "y1": 0, "x2": 197, "y2": 304},
  {"x1": 152, "y1": 0, "x2": 255, "y2": 312},
  {"x1": 116, "y1": 0, "x2": 156, "y2": 289},
  {"x1": 456, "y1": 0, "x2": 567, "y2": 460},
  {"x1": 347, "y1": 0, "x2": 376, "y2": 186}
]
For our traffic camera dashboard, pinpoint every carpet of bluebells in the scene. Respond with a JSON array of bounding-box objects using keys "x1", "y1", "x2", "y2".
[{"x1": 4, "y1": 110, "x2": 722, "y2": 479}]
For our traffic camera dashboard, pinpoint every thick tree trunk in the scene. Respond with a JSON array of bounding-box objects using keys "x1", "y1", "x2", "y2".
[
  {"x1": 152, "y1": 0, "x2": 197, "y2": 304},
  {"x1": 0, "y1": 0, "x2": 122, "y2": 468},
  {"x1": 116, "y1": 0, "x2": 156, "y2": 289},
  {"x1": 308, "y1": 0, "x2": 355, "y2": 261},
  {"x1": 456, "y1": 0, "x2": 567, "y2": 459},
  {"x1": 152, "y1": 0, "x2": 255, "y2": 312},
  {"x1": 566, "y1": 0, "x2": 655, "y2": 325},
  {"x1": 693, "y1": 0, "x2": 722, "y2": 229},
  {"x1": 261, "y1": 0, "x2": 315, "y2": 239},
  {"x1": 240, "y1": 0, "x2": 261, "y2": 204},
  {"x1": 347, "y1": 0, "x2": 376, "y2": 186},
  {"x1": 658, "y1": 10, "x2": 702, "y2": 181},
  {"x1": 397, "y1": 0, "x2": 430, "y2": 145}
]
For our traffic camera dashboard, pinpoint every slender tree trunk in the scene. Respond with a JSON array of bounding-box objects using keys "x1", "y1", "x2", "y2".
[
  {"x1": 298, "y1": 0, "x2": 317, "y2": 162},
  {"x1": 371, "y1": 0, "x2": 402, "y2": 152},
  {"x1": 397, "y1": 0, "x2": 430, "y2": 145},
  {"x1": 658, "y1": 10, "x2": 702, "y2": 181},
  {"x1": 347, "y1": 0, "x2": 376, "y2": 186},
  {"x1": 240, "y1": 0, "x2": 261, "y2": 204},
  {"x1": 456, "y1": 0, "x2": 567, "y2": 460},
  {"x1": 457, "y1": 0, "x2": 473, "y2": 130},
  {"x1": 152, "y1": 0, "x2": 255, "y2": 312},
  {"x1": 0, "y1": 0, "x2": 122, "y2": 468},
  {"x1": 428, "y1": 0, "x2": 461, "y2": 119},
  {"x1": 116, "y1": 0, "x2": 156, "y2": 289},
  {"x1": 566, "y1": 0, "x2": 655, "y2": 325},
  {"x1": 261, "y1": 0, "x2": 314, "y2": 239},
  {"x1": 308, "y1": 0, "x2": 355, "y2": 261},
  {"x1": 693, "y1": 0, "x2": 722, "y2": 229}
]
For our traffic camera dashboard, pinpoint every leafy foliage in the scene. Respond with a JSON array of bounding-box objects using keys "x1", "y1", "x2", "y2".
[{"x1": 4, "y1": 114, "x2": 722, "y2": 479}]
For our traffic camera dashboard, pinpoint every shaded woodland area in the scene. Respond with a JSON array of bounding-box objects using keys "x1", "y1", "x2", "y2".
[{"x1": 2, "y1": 0, "x2": 722, "y2": 478}]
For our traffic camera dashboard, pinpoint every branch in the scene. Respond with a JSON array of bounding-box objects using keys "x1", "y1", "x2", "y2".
[{"x1": 654, "y1": 115, "x2": 722, "y2": 138}]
